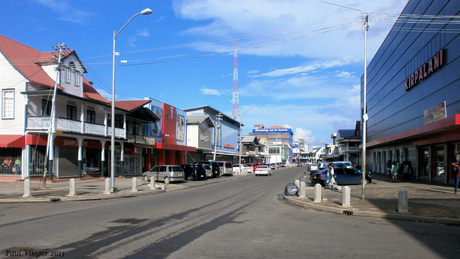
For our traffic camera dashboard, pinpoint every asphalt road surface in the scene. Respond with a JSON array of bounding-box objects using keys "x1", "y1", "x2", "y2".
[{"x1": 0, "y1": 167, "x2": 459, "y2": 258}]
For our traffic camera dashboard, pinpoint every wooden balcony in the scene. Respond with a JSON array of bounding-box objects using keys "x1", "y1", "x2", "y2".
[{"x1": 27, "y1": 117, "x2": 125, "y2": 139}]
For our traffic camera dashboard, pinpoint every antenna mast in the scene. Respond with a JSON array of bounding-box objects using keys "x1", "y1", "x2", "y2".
[{"x1": 232, "y1": 40, "x2": 240, "y2": 119}]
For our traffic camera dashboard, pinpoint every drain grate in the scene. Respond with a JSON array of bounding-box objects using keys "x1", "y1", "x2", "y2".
[
  {"x1": 343, "y1": 210, "x2": 353, "y2": 216},
  {"x1": 49, "y1": 197, "x2": 61, "y2": 203}
]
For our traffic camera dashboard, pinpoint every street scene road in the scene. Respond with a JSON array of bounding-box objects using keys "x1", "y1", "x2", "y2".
[{"x1": 1, "y1": 167, "x2": 459, "y2": 259}]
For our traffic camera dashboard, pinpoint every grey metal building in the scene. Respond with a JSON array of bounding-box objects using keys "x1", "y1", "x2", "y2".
[{"x1": 363, "y1": 0, "x2": 460, "y2": 184}]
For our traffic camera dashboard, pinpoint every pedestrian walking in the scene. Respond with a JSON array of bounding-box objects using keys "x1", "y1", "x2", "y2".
[
  {"x1": 387, "y1": 160, "x2": 392, "y2": 178},
  {"x1": 403, "y1": 161, "x2": 413, "y2": 181},
  {"x1": 391, "y1": 161, "x2": 398, "y2": 182},
  {"x1": 325, "y1": 163, "x2": 336, "y2": 189},
  {"x1": 452, "y1": 162, "x2": 460, "y2": 195}
]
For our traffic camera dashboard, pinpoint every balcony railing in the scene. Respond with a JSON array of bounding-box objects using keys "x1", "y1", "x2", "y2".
[
  {"x1": 27, "y1": 117, "x2": 125, "y2": 139},
  {"x1": 127, "y1": 134, "x2": 155, "y2": 145},
  {"x1": 339, "y1": 146, "x2": 360, "y2": 155}
]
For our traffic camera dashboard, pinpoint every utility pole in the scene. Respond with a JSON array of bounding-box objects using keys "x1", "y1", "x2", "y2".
[
  {"x1": 213, "y1": 113, "x2": 223, "y2": 161},
  {"x1": 42, "y1": 43, "x2": 68, "y2": 186}
]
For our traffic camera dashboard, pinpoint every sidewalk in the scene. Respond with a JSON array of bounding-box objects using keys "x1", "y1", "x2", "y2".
[
  {"x1": 284, "y1": 173, "x2": 460, "y2": 225},
  {"x1": 0, "y1": 174, "x2": 246, "y2": 203}
]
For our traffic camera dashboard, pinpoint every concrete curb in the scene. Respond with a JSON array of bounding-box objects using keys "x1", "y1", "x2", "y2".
[{"x1": 282, "y1": 195, "x2": 460, "y2": 225}]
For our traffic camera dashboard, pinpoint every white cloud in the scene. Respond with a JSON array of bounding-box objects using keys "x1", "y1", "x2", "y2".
[
  {"x1": 336, "y1": 71, "x2": 354, "y2": 79},
  {"x1": 36, "y1": 0, "x2": 93, "y2": 24},
  {"x1": 259, "y1": 57, "x2": 356, "y2": 77},
  {"x1": 173, "y1": 0, "x2": 407, "y2": 60},
  {"x1": 201, "y1": 87, "x2": 221, "y2": 96}
]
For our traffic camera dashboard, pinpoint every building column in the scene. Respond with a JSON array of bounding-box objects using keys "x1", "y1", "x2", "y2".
[
  {"x1": 157, "y1": 149, "x2": 165, "y2": 165},
  {"x1": 168, "y1": 150, "x2": 175, "y2": 165},
  {"x1": 100, "y1": 140, "x2": 107, "y2": 177},
  {"x1": 77, "y1": 137, "x2": 83, "y2": 178}
]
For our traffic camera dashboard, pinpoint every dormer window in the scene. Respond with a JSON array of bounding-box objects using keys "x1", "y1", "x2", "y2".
[
  {"x1": 75, "y1": 71, "x2": 81, "y2": 87},
  {"x1": 65, "y1": 67, "x2": 72, "y2": 83}
]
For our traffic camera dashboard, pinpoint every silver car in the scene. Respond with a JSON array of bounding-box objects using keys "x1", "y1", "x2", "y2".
[{"x1": 142, "y1": 165, "x2": 185, "y2": 184}]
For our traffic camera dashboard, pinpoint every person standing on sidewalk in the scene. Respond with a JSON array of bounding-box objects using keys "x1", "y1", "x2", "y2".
[
  {"x1": 452, "y1": 162, "x2": 460, "y2": 194},
  {"x1": 325, "y1": 163, "x2": 335, "y2": 189},
  {"x1": 391, "y1": 161, "x2": 398, "y2": 182}
]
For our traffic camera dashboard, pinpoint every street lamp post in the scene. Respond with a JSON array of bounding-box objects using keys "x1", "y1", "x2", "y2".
[
  {"x1": 322, "y1": 1, "x2": 368, "y2": 199},
  {"x1": 239, "y1": 107, "x2": 258, "y2": 174},
  {"x1": 111, "y1": 8, "x2": 152, "y2": 193}
]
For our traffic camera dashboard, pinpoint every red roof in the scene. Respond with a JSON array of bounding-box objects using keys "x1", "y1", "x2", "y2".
[
  {"x1": 115, "y1": 100, "x2": 151, "y2": 111},
  {"x1": 0, "y1": 34, "x2": 109, "y2": 104},
  {"x1": 0, "y1": 34, "x2": 62, "y2": 90}
]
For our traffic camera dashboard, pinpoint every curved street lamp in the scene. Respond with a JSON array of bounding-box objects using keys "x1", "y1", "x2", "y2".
[
  {"x1": 111, "y1": 8, "x2": 152, "y2": 192},
  {"x1": 239, "y1": 107, "x2": 259, "y2": 174}
]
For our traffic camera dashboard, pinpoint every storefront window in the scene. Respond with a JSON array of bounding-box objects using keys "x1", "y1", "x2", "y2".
[
  {"x1": 434, "y1": 146, "x2": 445, "y2": 181},
  {"x1": 421, "y1": 147, "x2": 430, "y2": 180},
  {"x1": 0, "y1": 148, "x2": 22, "y2": 175}
]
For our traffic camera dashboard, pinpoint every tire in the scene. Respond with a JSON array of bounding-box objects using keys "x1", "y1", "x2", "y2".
[
  {"x1": 143, "y1": 175, "x2": 150, "y2": 182},
  {"x1": 187, "y1": 174, "x2": 193, "y2": 181},
  {"x1": 164, "y1": 177, "x2": 170, "y2": 185}
]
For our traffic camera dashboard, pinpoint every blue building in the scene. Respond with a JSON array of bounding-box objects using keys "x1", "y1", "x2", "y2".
[{"x1": 362, "y1": 0, "x2": 460, "y2": 185}]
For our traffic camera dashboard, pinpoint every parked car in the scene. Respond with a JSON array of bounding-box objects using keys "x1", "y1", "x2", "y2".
[
  {"x1": 355, "y1": 167, "x2": 372, "y2": 184},
  {"x1": 233, "y1": 164, "x2": 247, "y2": 174},
  {"x1": 269, "y1": 163, "x2": 276, "y2": 170},
  {"x1": 309, "y1": 161, "x2": 353, "y2": 178},
  {"x1": 181, "y1": 164, "x2": 207, "y2": 181},
  {"x1": 255, "y1": 165, "x2": 272, "y2": 176},
  {"x1": 245, "y1": 163, "x2": 258, "y2": 171},
  {"x1": 242, "y1": 164, "x2": 254, "y2": 173},
  {"x1": 198, "y1": 162, "x2": 221, "y2": 178},
  {"x1": 310, "y1": 167, "x2": 362, "y2": 186},
  {"x1": 142, "y1": 165, "x2": 185, "y2": 184},
  {"x1": 200, "y1": 163, "x2": 213, "y2": 178},
  {"x1": 215, "y1": 161, "x2": 233, "y2": 176}
]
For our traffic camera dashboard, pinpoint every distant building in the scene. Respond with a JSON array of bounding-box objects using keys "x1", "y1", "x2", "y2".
[{"x1": 250, "y1": 125, "x2": 293, "y2": 163}]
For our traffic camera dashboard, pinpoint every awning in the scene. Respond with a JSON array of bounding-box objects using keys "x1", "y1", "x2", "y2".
[
  {"x1": 155, "y1": 142, "x2": 196, "y2": 152},
  {"x1": 0, "y1": 135, "x2": 25, "y2": 148}
]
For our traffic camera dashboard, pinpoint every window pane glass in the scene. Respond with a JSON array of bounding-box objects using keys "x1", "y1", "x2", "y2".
[{"x1": 2, "y1": 90, "x2": 14, "y2": 119}]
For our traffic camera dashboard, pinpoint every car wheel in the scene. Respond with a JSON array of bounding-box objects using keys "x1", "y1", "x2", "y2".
[
  {"x1": 187, "y1": 174, "x2": 193, "y2": 181},
  {"x1": 143, "y1": 175, "x2": 150, "y2": 182},
  {"x1": 164, "y1": 177, "x2": 170, "y2": 185}
]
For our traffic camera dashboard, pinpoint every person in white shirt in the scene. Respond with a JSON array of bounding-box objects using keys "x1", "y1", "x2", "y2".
[{"x1": 325, "y1": 163, "x2": 335, "y2": 188}]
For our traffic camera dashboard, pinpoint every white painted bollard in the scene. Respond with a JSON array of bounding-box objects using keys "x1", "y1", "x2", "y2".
[
  {"x1": 295, "y1": 180, "x2": 300, "y2": 189},
  {"x1": 342, "y1": 186, "x2": 350, "y2": 207},
  {"x1": 314, "y1": 183, "x2": 321, "y2": 203},
  {"x1": 104, "y1": 178, "x2": 111, "y2": 194},
  {"x1": 398, "y1": 189, "x2": 408, "y2": 213},
  {"x1": 131, "y1": 177, "x2": 138, "y2": 192},
  {"x1": 68, "y1": 178, "x2": 76, "y2": 196},
  {"x1": 299, "y1": 181, "x2": 306, "y2": 198},
  {"x1": 150, "y1": 176, "x2": 156, "y2": 190},
  {"x1": 22, "y1": 178, "x2": 32, "y2": 198}
]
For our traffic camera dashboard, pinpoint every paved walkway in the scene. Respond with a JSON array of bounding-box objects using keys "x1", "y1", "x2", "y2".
[
  {"x1": 285, "y1": 173, "x2": 460, "y2": 225},
  {"x1": 0, "y1": 174, "x2": 245, "y2": 202},
  {"x1": 1, "y1": 172, "x2": 459, "y2": 225}
]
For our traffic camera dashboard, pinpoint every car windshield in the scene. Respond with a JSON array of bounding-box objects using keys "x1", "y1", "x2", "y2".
[
  {"x1": 225, "y1": 163, "x2": 233, "y2": 168},
  {"x1": 203, "y1": 164, "x2": 211, "y2": 169}
]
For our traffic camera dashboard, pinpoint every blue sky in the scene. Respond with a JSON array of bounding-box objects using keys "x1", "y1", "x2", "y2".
[{"x1": 1, "y1": 0, "x2": 408, "y2": 147}]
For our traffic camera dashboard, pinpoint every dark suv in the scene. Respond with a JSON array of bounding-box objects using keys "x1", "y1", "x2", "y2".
[
  {"x1": 197, "y1": 162, "x2": 221, "y2": 178},
  {"x1": 181, "y1": 164, "x2": 207, "y2": 181}
]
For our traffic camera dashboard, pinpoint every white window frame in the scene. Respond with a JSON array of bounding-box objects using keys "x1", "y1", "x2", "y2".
[
  {"x1": 75, "y1": 71, "x2": 81, "y2": 87},
  {"x1": 65, "y1": 67, "x2": 72, "y2": 83},
  {"x1": 2, "y1": 89, "x2": 14, "y2": 119}
]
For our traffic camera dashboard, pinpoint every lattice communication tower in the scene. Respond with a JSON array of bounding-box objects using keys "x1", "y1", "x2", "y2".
[{"x1": 231, "y1": 40, "x2": 240, "y2": 119}]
